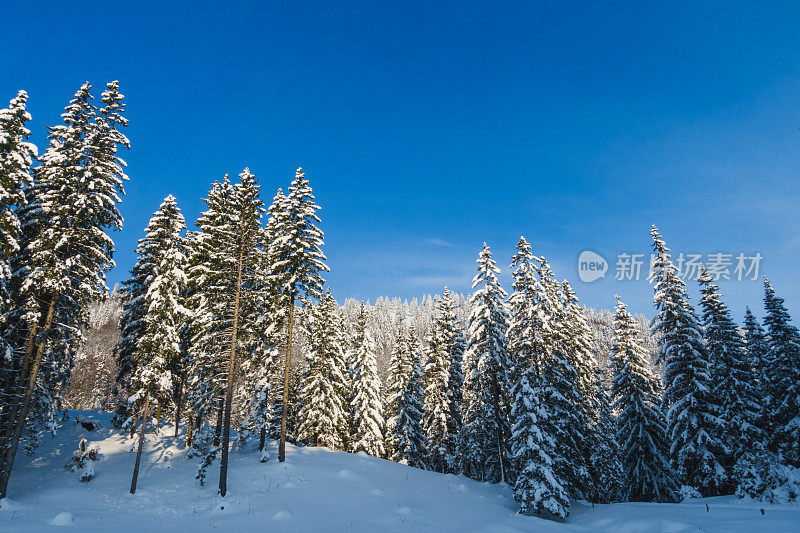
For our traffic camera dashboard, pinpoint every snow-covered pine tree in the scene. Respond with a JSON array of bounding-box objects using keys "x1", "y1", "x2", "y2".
[
  {"x1": 559, "y1": 279, "x2": 598, "y2": 498},
  {"x1": 439, "y1": 287, "x2": 465, "y2": 471},
  {"x1": 459, "y1": 243, "x2": 512, "y2": 484},
  {"x1": 218, "y1": 168, "x2": 265, "y2": 496},
  {"x1": 270, "y1": 168, "x2": 329, "y2": 462},
  {"x1": 128, "y1": 195, "x2": 187, "y2": 493},
  {"x1": 535, "y1": 258, "x2": 590, "y2": 498},
  {"x1": 422, "y1": 304, "x2": 451, "y2": 472},
  {"x1": 296, "y1": 290, "x2": 349, "y2": 450},
  {"x1": 762, "y1": 278, "x2": 800, "y2": 469},
  {"x1": 507, "y1": 237, "x2": 570, "y2": 516},
  {"x1": 0, "y1": 90, "x2": 37, "y2": 434},
  {"x1": 184, "y1": 177, "x2": 236, "y2": 483},
  {"x1": 650, "y1": 225, "x2": 724, "y2": 496},
  {"x1": 611, "y1": 295, "x2": 679, "y2": 502},
  {"x1": 0, "y1": 82, "x2": 128, "y2": 499},
  {"x1": 349, "y1": 304, "x2": 385, "y2": 457},
  {"x1": 0, "y1": 90, "x2": 36, "y2": 321},
  {"x1": 237, "y1": 186, "x2": 285, "y2": 458},
  {"x1": 587, "y1": 365, "x2": 624, "y2": 503},
  {"x1": 698, "y1": 268, "x2": 763, "y2": 492},
  {"x1": 384, "y1": 325, "x2": 425, "y2": 467},
  {"x1": 743, "y1": 308, "x2": 768, "y2": 397}
]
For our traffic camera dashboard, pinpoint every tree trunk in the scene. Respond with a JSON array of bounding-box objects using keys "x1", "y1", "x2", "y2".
[
  {"x1": 278, "y1": 292, "x2": 295, "y2": 463},
  {"x1": 130, "y1": 395, "x2": 151, "y2": 494},
  {"x1": 219, "y1": 234, "x2": 245, "y2": 497},
  {"x1": 213, "y1": 400, "x2": 223, "y2": 447},
  {"x1": 130, "y1": 412, "x2": 139, "y2": 439},
  {"x1": 0, "y1": 295, "x2": 57, "y2": 499},
  {"x1": 185, "y1": 414, "x2": 194, "y2": 447},
  {"x1": 259, "y1": 427, "x2": 266, "y2": 453},
  {"x1": 173, "y1": 375, "x2": 184, "y2": 438}
]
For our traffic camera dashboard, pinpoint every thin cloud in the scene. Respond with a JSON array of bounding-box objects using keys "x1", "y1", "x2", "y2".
[{"x1": 424, "y1": 238, "x2": 456, "y2": 247}]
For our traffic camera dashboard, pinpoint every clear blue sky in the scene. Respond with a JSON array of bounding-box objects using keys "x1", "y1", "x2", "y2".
[{"x1": 4, "y1": 1, "x2": 800, "y2": 318}]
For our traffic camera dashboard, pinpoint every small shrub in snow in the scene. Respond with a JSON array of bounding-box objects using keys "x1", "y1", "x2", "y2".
[{"x1": 65, "y1": 437, "x2": 100, "y2": 482}]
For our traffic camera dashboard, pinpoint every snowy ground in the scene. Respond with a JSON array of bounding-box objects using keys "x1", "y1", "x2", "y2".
[{"x1": 0, "y1": 411, "x2": 797, "y2": 532}]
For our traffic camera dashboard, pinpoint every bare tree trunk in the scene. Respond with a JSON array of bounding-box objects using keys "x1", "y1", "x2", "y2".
[
  {"x1": 278, "y1": 293, "x2": 295, "y2": 463},
  {"x1": 130, "y1": 395, "x2": 151, "y2": 494},
  {"x1": 0, "y1": 295, "x2": 57, "y2": 499},
  {"x1": 259, "y1": 427, "x2": 266, "y2": 453},
  {"x1": 219, "y1": 236, "x2": 245, "y2": 497}
]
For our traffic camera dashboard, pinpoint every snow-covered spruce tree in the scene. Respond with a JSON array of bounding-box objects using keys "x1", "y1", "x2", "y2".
[
  {"x1": 535, "y1": 258, "x2": 590, "y2": 498},
  {"x1": 269, "y1": 168, "x2": 329, "y2": 462},
  {"x1": 296, "y1": 290, "x2": 349, "y2": 450},
  {"x1": 0, "y1": 82, "x2": 128, "y2": 499},
  {"x1": 439, "y1": 287, "x2": 465, "y2": 471},
  {"x1": 349, "y1": 304, "x2": 385, "y2": 457},
  {"x1": 698, "y1": 268, "x2": 763, "y2": 492},
  {"x1": 611, "y1": 295, "x2": 679, "y2": 502},
  {"x1": 0, "y1": 90, "x2": 37, "y2": 437},
  {"x1": 762, "y1": 278, "x2": 800, "y2": 469},
  {"x1": 650, "y1": 225, "x2": 725, "y2": 496},
  {"x1": 384, "y1": 325, "x2": 425, "y2": 467},
  {"x1": 506, "y1": 237, "x2": 568, "y2": 516},
  {"x1": 459, "y1": 243, "x2": 512, "y2": 484},
  {"x1": 0, "y1": 90, "x2": 36, "y2": 336},
  {"x1": 217, "y1": 168, "x2": 265, "y2": 496},
  {"x1": 128, "y1": 195, "x2": 187, "y2": 494},
  {"x1": 588, "y1": 365, "x2": 624, "y2": 503},
  {"x1": 742, "y1": 307, "x2": 769, "y2": 407},
  {"x1": 422, "y1": 306, "x2": 451, "y2": 472},
  {"x1": 115, "y1": 196, "x2": 186, "y2": 428},
  {"x1": 184, "y1": 177, "x2": 236, "y2": 484},
  {"x1": 559, "y1": 279, "x2": 600, "y2": 498}
]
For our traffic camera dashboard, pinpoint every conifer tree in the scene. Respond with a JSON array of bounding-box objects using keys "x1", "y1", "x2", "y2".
[
  {"x1": 218, "y1": 168, "x2": 265, "y2": 496},
  {"x1": 762, "y1": 278, "x2": 800, "y2": 468},
  {"x1": 349, "y1": 304, "x2": 385, "y2": 457},
  {"x1": 460, "y1": 243, "x2": 511, "y2": 483},
  {"x1": 0, "y1": 82, "x2": 128, "y2": 498},
  {"x1": 385, "y1": 326, "x2": 425, "y2": 467},
  {"x1": 422, "y1": 310, "x2": 451, "y2": 472},
  {"x1": 0, "y1": 90, "x2": 36, "y2": 307},
  {"x1": 438, "y1": 287, "x2": 465, "y2": 470},
  {"x1": 296, "y1": 290, "x2": 349, "y2": 450},
  {"x1": 0, "y1": 90, "x2": 36, "y2": 424},
  {"x1": 742, "y1": 307, "x2": 769, "y2": 412},
  {"x1": 612, "y1": 296, "x2": 679, "y2": 502},
  {"x1": 184, "y1": 178, "x2": 235, "y2": 482},
  {"x1": 128, "y1": 195, "x2": 187, "y2": 493},
  {"x1": 587, "y1": 366, "x2": 624, "y2": 503},
  {"x1": 270, "y1": 168, "x2": 328, "y2": 462},
  {"x1": 535, "y1": 259, "x2": 590, "y2": 498},
  {"x1": 698, "y1": 268, "x2": 762, "y2": 491},
  {"x1": 650, "y1": 225, "x2": 725, "y2": 496}
]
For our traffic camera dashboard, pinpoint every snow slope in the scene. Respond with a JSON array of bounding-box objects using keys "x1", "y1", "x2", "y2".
[{"x1": 0, "y1": 410, "x2": 797, "y2": 532}]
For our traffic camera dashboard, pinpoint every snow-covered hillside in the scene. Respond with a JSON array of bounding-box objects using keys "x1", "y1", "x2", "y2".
[{"x1": 0, "y1": 411, "x2": 797, "y2": 532}]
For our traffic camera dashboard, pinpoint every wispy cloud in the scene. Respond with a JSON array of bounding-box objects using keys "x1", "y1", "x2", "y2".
[{"x1": 423, "y1": 237, "x2": 456, "y2": 247}]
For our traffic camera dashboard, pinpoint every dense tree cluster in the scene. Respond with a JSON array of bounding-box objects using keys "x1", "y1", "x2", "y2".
[{"x1": 1, "y1": 84, "x2": 797, "y2": 514}]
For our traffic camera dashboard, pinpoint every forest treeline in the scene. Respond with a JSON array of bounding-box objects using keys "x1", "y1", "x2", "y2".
[{"x1": 1, "y1": 83, "x2": 798, "y2": 517}]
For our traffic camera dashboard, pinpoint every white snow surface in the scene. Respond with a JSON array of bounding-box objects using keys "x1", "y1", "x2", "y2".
[{"x1": 0, "y1": 410, "x2": 797, "y2": 532}]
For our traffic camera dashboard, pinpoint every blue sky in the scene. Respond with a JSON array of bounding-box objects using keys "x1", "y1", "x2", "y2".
[{"x1": 3, "y1": 1, "x2": 800, "y2": 317}]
